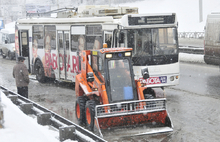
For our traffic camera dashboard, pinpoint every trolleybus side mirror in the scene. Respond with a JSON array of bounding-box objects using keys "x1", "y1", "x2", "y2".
[{"x1": 141, "y1": 67, "x2": 149, "y2": 79}]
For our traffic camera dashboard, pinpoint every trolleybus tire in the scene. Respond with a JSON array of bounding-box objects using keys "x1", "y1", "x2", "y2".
[
  {"x1": 8, "y1": 51, "x2": 13, "y2": 60},
  {"x1": 36, "y1": 60, "x2": 46, "y2": 83},
  {"x1": 2, "y1": 54, "x2": 6, "y2": 58}
]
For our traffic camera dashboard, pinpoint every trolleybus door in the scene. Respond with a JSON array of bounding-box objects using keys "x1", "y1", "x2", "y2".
[
  {"x1": 103, "y1": 31, "x2": 113, "y2": 48},
  {"x1": 18, "y1": 30, "x2": 30, "y2": 72},
  {"x1": 58, "y1": 31, "x2": 70, "y2": 80}
]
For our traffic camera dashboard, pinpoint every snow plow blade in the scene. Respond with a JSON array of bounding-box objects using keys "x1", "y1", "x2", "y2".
[{"x1": 94, "y1": 98, "x2": 173, "y2": 138}]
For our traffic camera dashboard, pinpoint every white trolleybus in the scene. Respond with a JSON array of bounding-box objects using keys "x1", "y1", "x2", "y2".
[{"x1": 15, "y1": 5, "x2": 179, "y2": 90}]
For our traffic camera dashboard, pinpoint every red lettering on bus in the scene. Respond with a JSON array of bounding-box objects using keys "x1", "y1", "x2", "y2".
[
  {"x1": 45, "y1": 53, "x2": 53, "y2": 67},
  {"x1": 71, "y1": 56, "x2": 79, "y2": 73},
  {"x1": 52, "y1": 53, "x2": 57, "y2": 70},
  {"x1": 140, "y1": 77, "x2": 161, "y2": 85}
]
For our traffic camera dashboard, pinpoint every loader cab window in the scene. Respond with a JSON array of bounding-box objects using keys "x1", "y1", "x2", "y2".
[
  {"x1": 92, "y1": 55, "x2": 104, "y2": 73},
  {"x1": 92, "y1": 54, "x2": 104, "y2": 82},
  {"x1": 92, "y1": 55, "x2": 98, "y2": 72},
  {"x1": 108, "y1": 59, "x2": 134, "y2": 102}
]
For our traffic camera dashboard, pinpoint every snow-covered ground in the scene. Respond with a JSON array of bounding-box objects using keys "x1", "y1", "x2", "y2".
[
  {"x1": 0, "y1": 90, "x2": 76, "y2": 142},
  {"x1": 180, "y1": 53, "x2": 205, "y2": 64},
  {"x1": 0, "y1": 91, "x2": 63, "y2": 142}
]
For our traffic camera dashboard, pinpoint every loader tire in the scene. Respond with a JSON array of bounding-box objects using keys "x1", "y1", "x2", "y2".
[
  {"x1": 85, "y1": 100, "x2": 96, "y2": 131},
  {"x1": 75, "y1": 96, "x2": 87, "y2": 126}
]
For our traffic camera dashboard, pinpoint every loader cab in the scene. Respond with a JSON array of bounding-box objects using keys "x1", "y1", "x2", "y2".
[{"x1": 91, "y1": 48, "x2": 137, "y2": 103}]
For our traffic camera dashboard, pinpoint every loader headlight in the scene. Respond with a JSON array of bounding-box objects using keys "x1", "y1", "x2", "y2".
[
  {"x1": 106, "y1": 54, "x2": 112, "y2": 58},
  {"x1": 125, "y1": 52, "x2": 131, "y2": 57},
  {"x1": 13, "y1": 47, "x2": 15, "y2": 51}
]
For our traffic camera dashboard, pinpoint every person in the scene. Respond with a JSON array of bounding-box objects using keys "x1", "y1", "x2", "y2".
[{"x1": 12, "y1": 56, "x2": 30, "y2": 98}]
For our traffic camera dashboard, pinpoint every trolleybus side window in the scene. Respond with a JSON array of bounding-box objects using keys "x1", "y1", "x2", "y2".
[
  {"x1": 86, "y1": 25, "x2": 102, "y2": 50},
  {"x1": 44, "y1": 25, "x2": 56, "y2": 50},
  {"x1": 71, "y1": 26, "x2": 86, "y2": 51},
  {"x1": 32, "y1": 25, "x2": 43, "y2": 49}
]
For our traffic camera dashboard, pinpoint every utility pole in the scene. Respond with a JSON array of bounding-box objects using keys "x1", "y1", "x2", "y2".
[{"x1": 199, "y1": 0, "x2": 203, "y2": 22}]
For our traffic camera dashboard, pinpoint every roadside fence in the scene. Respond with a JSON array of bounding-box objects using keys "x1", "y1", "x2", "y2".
[{"x1": 178, "y1": 32, "x2": 204, "y2": 39}]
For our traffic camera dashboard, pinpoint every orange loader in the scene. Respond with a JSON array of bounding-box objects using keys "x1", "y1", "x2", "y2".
[{"x1": 75, "y1": 47, "x2": 173, "y2": 138}]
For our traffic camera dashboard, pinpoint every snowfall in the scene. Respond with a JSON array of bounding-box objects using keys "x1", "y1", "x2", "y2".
[{"x1": 0, "y1": 0, "x2": 219, "y2": 141}]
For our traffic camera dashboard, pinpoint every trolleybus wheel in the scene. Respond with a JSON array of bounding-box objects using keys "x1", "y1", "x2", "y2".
[
  {"x1": 36, "y1": 60, "x2": 46, "y2": 83},
  {"x1": 2, "y1": 54, "x2": 6, "y2": 58},
  {"x1": 8, "y1": 51, "x2": 13, "y2": 60}
]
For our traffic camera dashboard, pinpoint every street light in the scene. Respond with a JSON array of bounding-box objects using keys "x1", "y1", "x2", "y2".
[{"x1": 199, "y1": 0, "x2": 203, "y2": 22}]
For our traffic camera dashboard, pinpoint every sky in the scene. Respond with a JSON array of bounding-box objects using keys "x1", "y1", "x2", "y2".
[
  {"x1": 118, "y1": 0, "x2": 220, "y2": 32},
  {"x1": 0, "y1": 0, "x2": 207, "y2": 141}
]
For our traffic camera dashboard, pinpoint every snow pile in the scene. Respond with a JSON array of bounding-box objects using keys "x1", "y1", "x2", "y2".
[
  {"x1": 0, "y1": 91, "x2": 74, "y2": 142},
  {"x1": 179, "y1": 53, "x2": 205, "y2": 64}
]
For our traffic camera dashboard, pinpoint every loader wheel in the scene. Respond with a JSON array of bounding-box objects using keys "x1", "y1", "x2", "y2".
[
  {"x1": 75, "y1": 96, "x2": 87, "y2": 126},
  {"x1": 85, "y1": 100, "x2": 96, "y2": 131}
]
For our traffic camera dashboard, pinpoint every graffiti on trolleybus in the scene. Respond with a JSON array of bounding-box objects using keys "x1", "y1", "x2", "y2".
[{"x1": 44, "y1": 52, "x2": 79, "y2": 73}]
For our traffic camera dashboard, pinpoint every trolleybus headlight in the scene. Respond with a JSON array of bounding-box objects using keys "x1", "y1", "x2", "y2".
[
  {"x1": 125, "y1": 52, "x2": 131, "y2": 57},
  {"x1": 170, "y1": 76, "x2": 174, "y2": 81},
  {"x1": 106, "y1": 54, "x2": 112, "y2": 58}
]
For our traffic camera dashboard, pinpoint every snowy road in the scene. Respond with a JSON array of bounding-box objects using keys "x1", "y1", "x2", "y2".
[{"x1": 1, "y1": 55, "x2": 220, "y2": 141}]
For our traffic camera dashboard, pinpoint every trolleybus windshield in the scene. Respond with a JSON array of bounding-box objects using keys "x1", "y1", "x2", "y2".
[{"x1": 119, "y1": 27, "x2": 178, "y2": 66}]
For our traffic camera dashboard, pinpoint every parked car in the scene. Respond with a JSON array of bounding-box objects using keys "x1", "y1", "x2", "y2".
[{"x1": 0, "y1": 28, "x2": 15, "y2": 60}]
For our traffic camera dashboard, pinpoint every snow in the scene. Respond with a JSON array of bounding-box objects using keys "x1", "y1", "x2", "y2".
[
  {"x1": 179, "y1": 53, "x2": 205, "y2": 64},
  {"x1": 0, "y1": 91, "x2": 74, "y2": 142}
]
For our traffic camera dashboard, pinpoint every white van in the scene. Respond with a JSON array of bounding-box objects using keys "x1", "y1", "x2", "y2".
[{"x1": 0, "y1": 28, "x2": 15, "y2": 60}]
